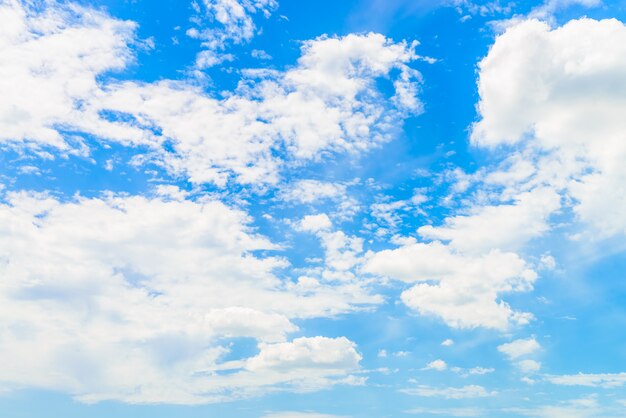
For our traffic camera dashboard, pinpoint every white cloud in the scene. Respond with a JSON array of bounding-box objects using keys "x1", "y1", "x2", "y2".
[
  {"x1": 298, "y1": 214, "x2": 333, "y2": 233},
  {"x1": 262, "y1": 412, "x2": 350, "y2": 418},
  {"x1": 90, "y1": 32, "x2": 422, "y2": 186},
  {"x1": 497, "y1": 338, "x2": 541, "y2": 359},
  {"x1": 529, "y1": 0, "x2": 602, "y2": 20},
  {"x1": 441, "y1": 339, "x2": 454, "y2": 346},
  {"x1": 467, "y1": 367, "x2": 495, "y2": 375},
  {"x1": 424, "y1": 359, "x2": 448, "y2": 371},
  {"x1": 299, "y1": 217, "x2": 367, "y2": 276},
  {"x1": 517, "y1": 360, "x2": 542, "y2": 373},
  {"x1": 281, "y1": 180, "x2": 347, "y2": 204},
  {"x1": 507, "y1": 397, "x2": 607, "y2": 418},
  {"x1": 402, "y1": 385, "x2": 496, "y2": 399},
  {"x1": 0, "y1": 2, "x2": 423, "y2": 186},
  {"x1": 0, "y1": 0, "x2": 135, "y2": 150},
  {"x1": 0, "y1": 191, "x2": 372, "y2": 403},
  {"x1": 188, "y1": 0, "x2": 277, "y2": 68},
  {"x1": 365, "y1": 240, "x2": 536, "y2": 329},
  {"x1": 546, "y1": 372, "x2": 626, "y2": 388},
  {"x1": 405, "y1": 407, "x2": 483, "y2": 417},
  {"x1": 418, "y1": 187, "x2": 560, "y2": 254},
  {"x1": 472, "y1": 18, "x2": 626, "y2": 240}
]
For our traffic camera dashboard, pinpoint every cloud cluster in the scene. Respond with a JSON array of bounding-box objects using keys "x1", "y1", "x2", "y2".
[
  {"x1": 188, "y1": 0, "x2": 278, "y2": 68},
  {"x1": 0, "y1": 0, "x2": 135, "y2": 150},
  {"x1": 401, "y1": 384, "x2": 495, "y2": 399},
  {"x1": 0, "y1": 190, "x2": 369, "y2": 403},
  {"x1": 473, "y1": 17, "x2": 626, "y2": 239},
  {"x1": 0, "y1": 0, "x2": 423, "y2": 186},
  {"x1": 365, "y1": 239, "x2": 537, "y2": 329},
  {"x1": 370, "y1": 16, "x2": 626, "y2": 331}
]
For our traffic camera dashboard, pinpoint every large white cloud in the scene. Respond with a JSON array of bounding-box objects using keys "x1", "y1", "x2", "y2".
[
  {"x1": 89, "y1": 32, "x2": 422, "y2": 185},
  {"x1": 0, "y1": 190, "x2": 371, "y2": 403},
  {"x1": 364, "y1": 240, "x2": 537, "y2": 329},
  {"x1": 0, "y1": 0, "x2": 135, "y2": 150},
  {"x1": 472, "y1": 17, "x2": 626, "y2": 239},
  {"x1": 381, "y1": 15, "x2": 626, "y2": 331},
  {"x1": 0, "y1": 0, "x2": 423, "y2": 186}
]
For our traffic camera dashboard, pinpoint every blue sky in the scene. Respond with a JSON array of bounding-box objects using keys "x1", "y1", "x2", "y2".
[{"x1": 1, "y1": 0, "x2": 626, "y2": 417}]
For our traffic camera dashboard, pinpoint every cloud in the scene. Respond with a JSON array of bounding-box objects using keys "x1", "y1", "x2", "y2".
[
  {"x1": 497, "y1": 338, "x2": 541, "y2": 359},
  {"x1": 187, "y1": 0, "x2": 278, "y2": 68},
  {"x1": 529, "y1": 0, "x2": 602, "y2": 20},
  {"x1": 401, "y1": 385, "x2": 496, "y2": 399},
  {"x1": 1, "y1": 2, "x2": 423, "y2": 186},
  {"x1": 281, "y1": 180, "x2": 347, "y2": 204},
  {"x1": 262, "y1": 412, "x2": 350, "y2": 418},
  {"x1": 472, "y1": 17, "x2": 626, "y2": 239},
  {"x1": 0, "y1": 190, "x2": 372, "y2": 403},
  {"x1": 545, "y1": 372, "x2": 626, "y2": 388},
  {"x1": 0, "y1": 0, "x2": 135, "y2": 150},
  {"x1": 298, "y1": 214, "x2": 333, "y2": 232},
  {"x1": 89, "y1": 32, "x2": 422, "y2": 186},
  {"x1": 424, "y1": 359, "x2": 448, "y2": 371},
  {"x1": 517, "y1": 360, "x2": 542, "y2": 373},
  {"x1": 365, "y1": 240, "x2": 537, "y2": 329},
  {"x1": 418, "y1": 187, "x2": 560, "y2": 254},
  {"x1": 405, "y1": 406, "x2": 484, "y2": 417},
  {"x1": 506, "y1": 397, "x2": 609, "y2": 418}
]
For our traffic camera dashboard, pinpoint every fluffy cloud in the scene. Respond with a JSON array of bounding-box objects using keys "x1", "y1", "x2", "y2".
[
  {"x1": 0, "y1": 1, "x2": 423, "y2": 186},
  {"x1": 89, "y1": 33, "x2": 422, "y2": 185},
  {"x1": 517, "y1": 360, "x2": 542, "y2": 373},
  {"x1": 401, "y1": 384, "x2": 496, "y2": 399},
  {"x1": 263, "y1": 412, "x2": 350, "y2": 418},
  {"x1": 188, "y1": 0, "x2": 278, "y2": 68},
  {"x1": 424, "y1": 359, "x2": 448, "y2": 371},
  {"x1": 405, "y1": 407, "x2": 483, "y2": 417},
  {"x1": 472, "y1": 17, "x2": 626, "y2": 239},
  {"x1": 281, "y1": 180, "x2": 347, "y2": 204},
  {"x1": 365, "y1": 240, "x2": 537, "y2": 329},
  {"x1": 529, "y1": 0, "x2": 602, "y2": 20},
  {"x1": 0, "y1": 0, "x2": 135, "y2": 149},
  {"x1": 418, "y1": 187, "x2": 560, "y2": 254},
  {"x1": 0, "y1": 190, "x2": 370, "y2": 403},
  {"x1": 497, "y1": 338, "x2": 541, "y2": 359},
  {"x1": 546, "y1": 372, "x2": 626, "y2": 388},
  {"x1": 388, "y1": 16, "x2": 626, "y2": 333}
]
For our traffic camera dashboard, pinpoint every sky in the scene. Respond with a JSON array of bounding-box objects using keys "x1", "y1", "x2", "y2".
[{"x1": 1, "y1": 0, "x2": 626, "y2": 417}]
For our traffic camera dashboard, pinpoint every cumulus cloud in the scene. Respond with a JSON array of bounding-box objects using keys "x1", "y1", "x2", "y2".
[
  {"x1": 0, "y1": 190, "x2": 371, "y2": 403},
  {"x1": 365, "y1": 240, "x2": 537, "y2": 329},
  {"x1": 0, "y1": 1, "x2": 423, "y2": 186},
  {"x1": 262, "y1": 412, "x2": 350, "y2": 418},
  {"x1": 401, "y1": 384, "x2": 496, "y2": 399},
  {"x1": 281, "y1": 180, "x2": 347, "y2": 204},
  {"x1": 529, "y1": 0, "x2": 602, "y2": 20},
  {"x1": 188, "y1": 0, "x2": 278, "y2": 68},
  {"x1": 387, "y1": 15, "x2": 626, "y2": 334},
  {"x1": 497, "y1": 338, "x2": 541, "y2": 359},
  {"x1": 545, "y1": 372, "x2": 626, "y2": 388},
  {"x1": 405, "y1": 406, "x2": 483, "y2": 417},
  {"x1": 89, "y1": 33, "x2": 422, "y2": 185},
  {"x1": 424, "y1": 359, "x2": 448, "y2": 371},
  {"x1": 472, "y1": 17, "x2": 626, "y2": 240},
  {"x1": 0, "y1": 0, "x2": 135, "y2": 150},
  {"x1": 517, "y1": 359, "x2": 542, "y2": 373},
  {"x1": 418, "y1": 187, "x2": 560, "y2": 254}
]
